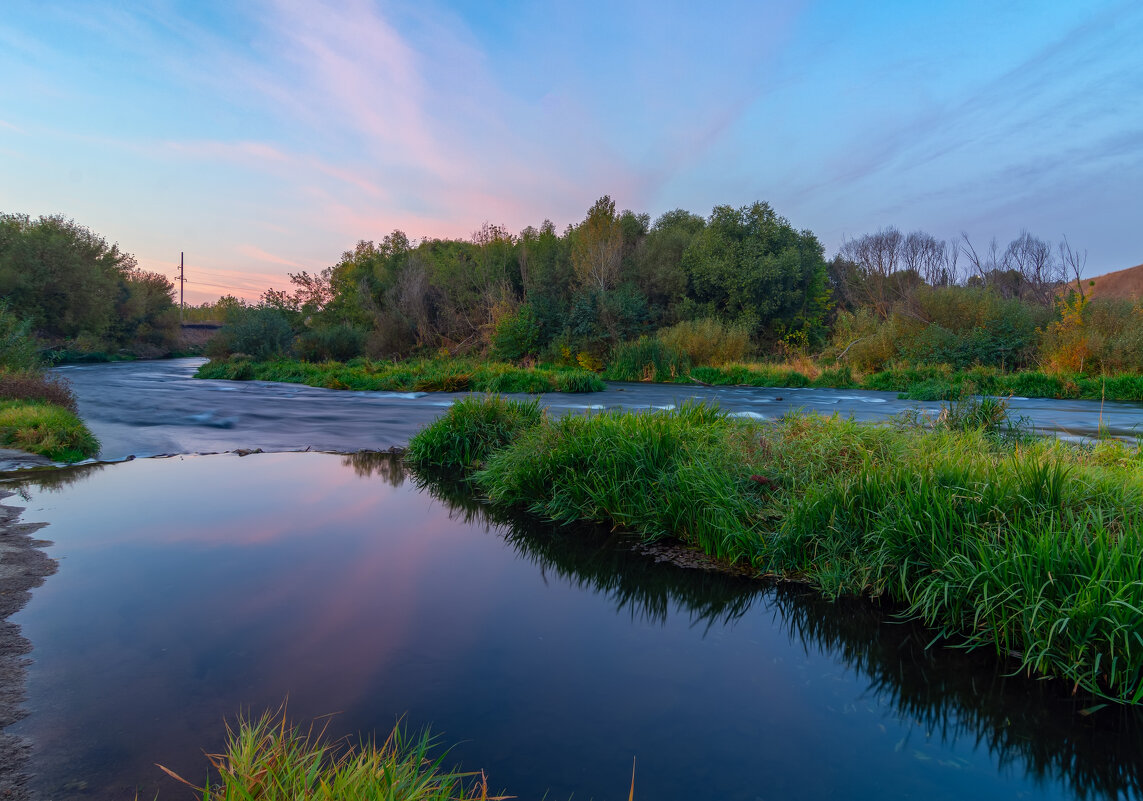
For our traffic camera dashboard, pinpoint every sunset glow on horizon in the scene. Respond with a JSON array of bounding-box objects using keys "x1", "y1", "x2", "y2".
[{"x1": 2, "y1": 0, "x2": 1140, "y2": 304}]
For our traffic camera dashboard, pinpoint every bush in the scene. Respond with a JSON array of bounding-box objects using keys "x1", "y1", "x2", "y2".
[
  {"x1": 295, "y1": 325, "x2": 365, "y2": 362},
  {"x1": 490, "y1": 304, "x2": 540, "y2": 362},
  {"x1": 0, "y1": 370, "x2": 78, "y2": 411},
  {"x1": 603, "y1": 337, "x2": 691, "y2": 382},
  {"x1": 0, "y1": 305, "x2": 40, "y2": 371},
  {"x1": 657, "y1": 318, "x2": 750, "y2": 366},
  {"x1": 208, "y1": 307, "x2": 295, "y2": 361}
]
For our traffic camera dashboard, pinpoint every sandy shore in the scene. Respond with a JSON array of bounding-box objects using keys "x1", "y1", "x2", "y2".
[{"x1": 0, "y1": 489, "x2": 57, "y2": 800}]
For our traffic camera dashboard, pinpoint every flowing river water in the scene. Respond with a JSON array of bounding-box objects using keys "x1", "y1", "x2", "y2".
[{"x1": 0, "y1": 359, "x2": 1140, "y2": 800}]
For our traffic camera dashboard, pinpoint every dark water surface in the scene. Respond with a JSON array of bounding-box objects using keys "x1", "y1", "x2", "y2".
[
  {"x1": 4, "y1": 453, "x2": 1141, "y2": 801},
  {"x1": 56, "y1": 359, "x2": 1142, "y2": 460}
]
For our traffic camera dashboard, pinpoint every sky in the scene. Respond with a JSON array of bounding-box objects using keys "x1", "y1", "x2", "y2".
[{"x1": 1, "y1": 0, "x2": 1140, "y2": 304}]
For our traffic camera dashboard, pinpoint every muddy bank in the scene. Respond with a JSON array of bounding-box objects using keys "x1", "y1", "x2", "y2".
[{"x1": 0, "y1": 491, "x2": 56, "y2": 800}]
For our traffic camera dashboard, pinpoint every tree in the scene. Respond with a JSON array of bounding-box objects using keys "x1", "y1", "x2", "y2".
[
  {"x1": 571, "y1": 196, "x2": 623, "y2": 292},
  {"x1": 681, "y1": 202, "x2": 831, "y2": 344},
  {"x1": 632, "y1": 209, "x2": 704, "y2": 322}
]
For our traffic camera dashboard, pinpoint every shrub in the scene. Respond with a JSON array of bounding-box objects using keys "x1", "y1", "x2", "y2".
[
  {"x1": 657, "y1": 317, "x2": 750, "y2": 366},
  {"x1": 490, "y1": 303, "x2": 541, "y2": 362},
  {"x1": 0, "y1": 305, "x2": 40, "y2": 371},
  {"x1": 294, "y1": 325, "x2": 365, "y2": 362},
  {"x1": 0, "y1": 370, "x2": 78, "y2": 411},
  {"x1": 209, "y1": 307, "x2": 295, "y2": 361},
  {"x1": 603, "y1": 337, "x2": 691, "y2": 382}
]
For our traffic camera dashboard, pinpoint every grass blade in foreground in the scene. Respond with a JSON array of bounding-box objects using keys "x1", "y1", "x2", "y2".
[{"x1": 160, "y1": 709, "x2": 506, "y2": 801}]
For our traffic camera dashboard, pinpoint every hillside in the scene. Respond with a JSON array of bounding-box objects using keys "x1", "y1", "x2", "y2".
[{"x1": 1085, "y1": 262, "x2": 1143, "y2": 300}]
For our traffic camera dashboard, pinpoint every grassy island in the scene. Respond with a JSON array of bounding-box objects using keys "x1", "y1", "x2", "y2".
[
  {"x1": 195, "y1": 356, "x2": 605, "y2": 393},
  {"x1": 408, "y1": 395, "x2": 1143, "y2": 704}
]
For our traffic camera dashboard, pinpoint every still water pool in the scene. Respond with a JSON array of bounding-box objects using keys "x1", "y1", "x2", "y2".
[{"x1": 4, "y1": 453, "x2": 1141, "y2": 800}]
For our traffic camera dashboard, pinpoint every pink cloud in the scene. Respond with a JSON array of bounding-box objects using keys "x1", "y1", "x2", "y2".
[{"x1": 237, "y1": 244, "x2": 308, "y2": 270}]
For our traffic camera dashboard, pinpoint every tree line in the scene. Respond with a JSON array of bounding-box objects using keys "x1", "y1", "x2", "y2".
[
  {"x1": 208, "y1": 195, "x2": 1140, "y2": 376},
  {"x1": 0, "y1": 213, "x2": 180, "y2": 357},
  {"x1": 4, "y1": 199, "x2": 1139, "y2": 376}
]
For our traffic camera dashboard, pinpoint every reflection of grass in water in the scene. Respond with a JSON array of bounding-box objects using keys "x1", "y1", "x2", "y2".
[
  {"x1": 392, "y1": 450, "x2": 1143, "y2": 800},
  {"x1": 2, "y1": 461, "x2": 106, "y2": 500},
  {"x1": 408, "y1": 460, "x2": 759, "y2": 629},
  {"x1": 162, "y1": 707, "x2": 505, "y2": 801},
  {"x1": 342, "y1": 450, "x2": 409, "y2": 486},
  {"x1": 769, "y1": 588, "x2": 1143, "y2": 801},
  {"x1": 408, "y1": 397, "x2": 1143, "y2": 705}
]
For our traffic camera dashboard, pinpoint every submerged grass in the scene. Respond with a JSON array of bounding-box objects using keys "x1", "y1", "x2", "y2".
[
  {"x1": 0, "y1": 399, "x2": 99, "y2": 462},
  {"x1": 160, "y1": 709, "x2": 503, "y2": 801},
  {"x1": 408, "y1": 396, "x2": 1143, "y2": 703},
  {"x1": 195, "y1": 357, "x2": 605, "y2": 394}
]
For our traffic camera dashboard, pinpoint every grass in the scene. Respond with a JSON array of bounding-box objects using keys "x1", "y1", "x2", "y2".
[
  {"x1": 195, "y1": 356, "x2": 606, "y2": 394},
  {"x1": 405, "y1": 395, "x2": 543, "y2": 470},
  {"x1": 603, "y1": 337, "x2": 692, "y2": 382},
  {"x1": 0, "y1": 399, "x2": 99, "y2": 462},
  {"x1": 632, "y1": 357, "x2": 1143, "y2": 403},
  {"x1": 407, "y1": 396, "x2": 1143, "y2": 703},
  {"x1": 159, "y1": 709, "x2": 504, "y2": 801}
]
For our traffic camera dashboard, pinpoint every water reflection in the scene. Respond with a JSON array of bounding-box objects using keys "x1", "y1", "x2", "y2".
[
  {"x1": 2, "y1": 462, "x2": 105, "y2": 499},
  {"x1": 345, "y1": 452, "x2": 1143, "y2": 801},
  {"x1": 4, "y1": 452, "x2": 1141, "y2": 801}
]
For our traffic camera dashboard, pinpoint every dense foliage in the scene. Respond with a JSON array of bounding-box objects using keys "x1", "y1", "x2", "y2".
[
  {"x1": 0, "y1": 213, "x2": 180, "y2": 357},
  {"x1": 199, "y1": 198, "x2": 1142, "y2": 384}
]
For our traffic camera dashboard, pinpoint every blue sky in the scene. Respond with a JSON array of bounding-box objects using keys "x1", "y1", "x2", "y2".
[{"x1": 1, "y1": 0, "x2": 1140, "y2": 302}]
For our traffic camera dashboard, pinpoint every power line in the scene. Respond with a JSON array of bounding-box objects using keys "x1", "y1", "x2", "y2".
[{"x1": 178, "y1": 252, "x2": 185, "y2": 323}]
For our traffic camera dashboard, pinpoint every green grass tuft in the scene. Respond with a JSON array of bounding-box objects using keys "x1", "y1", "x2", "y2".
[
  {"x1": 0, "y1": 399, "x2": 100, "y2": 462},
  {"x1": 406, "y1": 395, "x2": 544, "y2": 470},
  {"x1": 160, "y1": 708, "x2": 503, "y2": 801}
]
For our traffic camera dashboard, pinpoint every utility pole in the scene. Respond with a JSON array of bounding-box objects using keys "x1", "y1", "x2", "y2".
[{"x1": 178, "y1": 252, "x2": 185, "y2": 324}]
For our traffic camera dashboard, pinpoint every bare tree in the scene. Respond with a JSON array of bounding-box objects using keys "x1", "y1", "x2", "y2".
[
  {"x1": 901, "y1": 231, "x2": 949, "y2": 287},
  {"x1": 1059, "y1": 235, "x2": 1089, "y2": 301},
  {"x1": 838, "y1": 227, "x2": 906, "y2": 318},
  {"x1": 1003, "y1": 230, "x2": 1064, "y2": 304}
]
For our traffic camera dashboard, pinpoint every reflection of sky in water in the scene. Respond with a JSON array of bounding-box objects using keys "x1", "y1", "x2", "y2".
[{"x1": 4, "y1": 454, "x2": 1139, "y2": 801}]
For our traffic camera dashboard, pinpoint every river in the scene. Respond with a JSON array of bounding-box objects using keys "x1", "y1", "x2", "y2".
[
  {"x1": 55, "y1": 358, "x2": 1141, "y2": 460},
  {"x1": 0, "y1": 359, "x2": 1139, "y2": 800}
]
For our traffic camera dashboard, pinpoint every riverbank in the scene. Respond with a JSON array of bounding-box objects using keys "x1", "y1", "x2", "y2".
[
  {"x1": 686, "y1": 361, "x2": 1143, "y2": 403},
  {"x1": 195, "y1": 353, "x2": 1143, "y2": 405},
  {"x1": 0, "y1": 490, "x2": 57, "y2": 801},
  {"x1": 408, "y1": 396, "x2": 1143, "y2": 703},
  {"x1": 195, "y1": 356, "x2": 606, "y2": 393}
]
